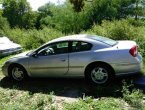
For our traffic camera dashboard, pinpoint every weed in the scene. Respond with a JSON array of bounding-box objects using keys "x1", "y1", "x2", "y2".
[
  {"x1": 64, "y1": 97, "x2": 122, "y2": 110},
  {"x1": 122, "y1": 80, "x2": 143, "y2": 109}
]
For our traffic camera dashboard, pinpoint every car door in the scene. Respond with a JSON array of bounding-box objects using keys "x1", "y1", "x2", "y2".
[
  {"x1": 68, "y1": 41, "x2": 92, "y2": 76},
  {"x1": 28, "y1": 41, "x2": 69, "y2": 77}
]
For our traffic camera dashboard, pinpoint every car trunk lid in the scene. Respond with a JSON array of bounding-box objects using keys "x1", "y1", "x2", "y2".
[
  {"x1": 116, "y1": 41, "x2": 137, "y2": 49},
  {"x1": 116, "y1": 40, "x2": 137, "y2": 57}
]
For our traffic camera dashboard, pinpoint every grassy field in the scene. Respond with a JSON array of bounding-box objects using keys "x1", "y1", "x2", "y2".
[
  {"x1": 0, "y1": 56, "x2": 145, "y2": 110},
  {"x1": 0, "y1": 56, "x2": 12, "y2": 76}
]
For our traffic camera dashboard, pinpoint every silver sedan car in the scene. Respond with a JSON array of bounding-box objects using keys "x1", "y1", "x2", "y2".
[
  {"x1": 2, "y1": 34, "x2": 143, "y2": 85},
  {"x1": 0, "y1": 37, "x2": 22, "y2": 57}
]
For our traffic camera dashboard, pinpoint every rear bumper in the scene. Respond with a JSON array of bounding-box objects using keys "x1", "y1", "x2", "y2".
[{"x1": 113, "y1": 53, "x2": 143, "y2": 76}]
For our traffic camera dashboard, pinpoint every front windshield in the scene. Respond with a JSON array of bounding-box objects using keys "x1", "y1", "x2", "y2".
[{"x1": 89, "y1": 35, "x2": 118, "y2": 46}]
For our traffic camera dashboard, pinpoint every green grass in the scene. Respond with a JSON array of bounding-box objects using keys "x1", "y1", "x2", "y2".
[
  {"x1": 64, "y1": 97, "x2": 124, "y2": 110},
  {"x1": 0, "y1": 87, "x2": 55, "y2": 110},
  {"x1": 0, "y1": 56, "x2": 12, "y2": 67},
  {"x1": 0, "y1": 55, "x2": 13, "y2": 76},
  {"x1": 0, "y1": 80, "x2": 143, "y2": 110}
]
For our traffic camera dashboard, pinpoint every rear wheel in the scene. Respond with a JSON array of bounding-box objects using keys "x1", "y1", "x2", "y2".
[
  {"x1": 9, "y1": 65, "x2": 27, "y2": 81},
  {"x1": 85, "y1": 64, "x2": 114, "y2": 86}
]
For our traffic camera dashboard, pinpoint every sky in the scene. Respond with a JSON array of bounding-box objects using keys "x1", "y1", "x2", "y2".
[{"x1": 27, "y1": 0, "x2": 65, "y2": 11}]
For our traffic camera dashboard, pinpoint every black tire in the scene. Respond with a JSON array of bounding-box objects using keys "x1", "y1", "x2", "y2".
[
  {"x1": 85, "y1": 64, "x2": 114, "y2": 86},
  {"x1": 9, "y1": 64, "x2": 27, "y2": 81}
]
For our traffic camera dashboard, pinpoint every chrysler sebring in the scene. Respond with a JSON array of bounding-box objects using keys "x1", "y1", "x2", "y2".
[{"x1": 2, "y1": 34, "x2": 143, "y2": 85}]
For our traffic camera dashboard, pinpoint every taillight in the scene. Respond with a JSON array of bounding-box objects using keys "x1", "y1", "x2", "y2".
[{"x1": 129, "y1": 45, "x2": 137, "y2": 57}]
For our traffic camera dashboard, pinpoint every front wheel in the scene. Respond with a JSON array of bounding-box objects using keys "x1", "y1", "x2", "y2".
[
  {"x1": 85, "y1": 64, "x2": 114, "y2": 86},
  {"x1": 9, "y1": 65, "x2": 27, "y2": 81}
]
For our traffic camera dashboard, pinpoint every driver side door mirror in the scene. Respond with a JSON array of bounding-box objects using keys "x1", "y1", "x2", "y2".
[{"x1": 31, "y1": 52, "x2": 38, "y2": 58}]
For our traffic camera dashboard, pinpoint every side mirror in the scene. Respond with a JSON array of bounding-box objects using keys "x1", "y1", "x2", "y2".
[{"x1": 31, "y1": 52, "x2": 38, "y2": 58}]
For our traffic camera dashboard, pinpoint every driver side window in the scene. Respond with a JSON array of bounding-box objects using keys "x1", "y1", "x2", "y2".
[{"x1": 38, "y1": 42, "x2": 68, "y2": 56}]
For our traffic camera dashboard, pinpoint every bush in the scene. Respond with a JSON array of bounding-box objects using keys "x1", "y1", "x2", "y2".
[
  {"x1": 122, "y1": 81, "x2": 143, "y2": 109},
  {"x1": 0, "y1": 16, "x2": 10, "y2": 36},
  {"x1": 3, "y1": 27, "x2": 63, "y2": 50},
  {"x1": 64, "y1": 97, "x2": 123, "y2": 110}
]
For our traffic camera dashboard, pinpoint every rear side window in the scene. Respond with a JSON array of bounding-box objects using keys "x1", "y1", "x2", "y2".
[{"x1": 72, "y1": 41, "x2": 92, "y2": 52}]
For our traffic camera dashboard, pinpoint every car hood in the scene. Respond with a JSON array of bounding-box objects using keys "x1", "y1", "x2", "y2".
[
  {"x1": 13, "y1": 51, "x2": 30, "y2": 58},
  {"x1": 0, "y1": 43, "x2": 21, "y2": 50},
  {"x1": 9, "y1": 51, "x2": 30, "y2": 59}
]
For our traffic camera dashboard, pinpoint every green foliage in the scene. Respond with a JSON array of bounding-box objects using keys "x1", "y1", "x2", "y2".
[
  {"x1": 38, "y1": 3, "x2": 53, "y2": 18},
  {"x1": 0, "y1": 56, "x2": 12, "y2": 73},
  {"x1": 0, "y1": 16, "x2": 9, "y2": 36},
  {"x1": 39, "y1": 3, "x2": 91, "y2": 34},
  {"x1": 0, "y1": 16, "x2": 9, "y2": 31},
  {"x1": 64, "y1": 97, "x2": 123, "y2": 110},
  {"x1": 3, "y1": 27, "x2": 63, "y2": 50},
  {"x1": 69, "y1": 0, "x2": 85, "y2": 12},
  {"x1": 2, "y1": 0, "x2": 37, "y2": 29},
  {"x1": 0, "y1": 88, "x2": 55, "y2": 110},
  {"x1": 122, "y1": 80, "x2": 143, "y2": 109},
  {"x1": 37, "y1": 0, "x2": 143, "y2": 34}
]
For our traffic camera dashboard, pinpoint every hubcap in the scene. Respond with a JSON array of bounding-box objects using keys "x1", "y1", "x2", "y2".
[
  {"x1": 91, "y1": 67, "x2": 108, "y2": 84},
  {"x1": 12, "y1": 67, "x2": 24, "y2": 81}
]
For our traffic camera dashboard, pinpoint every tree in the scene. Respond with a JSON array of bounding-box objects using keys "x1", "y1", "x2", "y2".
[
  {"x1": 0, "y1": 15, "x2": 9, "y2": 30},
  {"x1": 131, "y1": 0, "x2": 145, "y2": 20},
  {"x1": 38, "y1": 3, "x2": 53, "y2": 17},
  {"x1": 69, "y1": 0, "x2": 85, "y2": 12},
  {"x1": 2, "y1": 0, "x2": 36, "y2": 28},
  {"x1": 38, "y1": 2, "x2": 90, "y2": 34},
  {"x1": 22, "y1": 11, "x2": 38, "y2": 29},
  {"x1": 36, "y1": 3, "x2": 54, "y2": 28}
]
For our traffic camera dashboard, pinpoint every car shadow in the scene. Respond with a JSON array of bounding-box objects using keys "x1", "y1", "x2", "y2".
[{"x1": 0, "y1": 73, "x2": 144, "y2": 98}]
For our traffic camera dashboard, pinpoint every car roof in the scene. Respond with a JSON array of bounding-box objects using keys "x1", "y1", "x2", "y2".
[
  {"x1": 36, "y1": 34, "x2": 112, "y2": 52},
  {"x1": 48, "y1": 34, "x2": 97, "y2": 44}
]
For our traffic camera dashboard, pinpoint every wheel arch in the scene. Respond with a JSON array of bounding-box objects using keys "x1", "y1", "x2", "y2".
[
  {"x1": 8, "y1": 63, "x2": 28, "y2": 76},
  {"x1": 84, "y1": 61, "x2": 115, "y2": 76}
]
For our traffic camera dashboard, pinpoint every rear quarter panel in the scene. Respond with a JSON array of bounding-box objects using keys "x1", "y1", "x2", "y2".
[{"x1": 91, "y1": 47, "x2": 142, "y2": 74}]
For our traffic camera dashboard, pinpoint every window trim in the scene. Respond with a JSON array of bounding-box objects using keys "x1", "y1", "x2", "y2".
[
  {"x1": 69, "y1": 41, "x2": 93, "y2": 53},
  {"x1": 36, "y1": 41, "x2": 69, "y2": 56}
]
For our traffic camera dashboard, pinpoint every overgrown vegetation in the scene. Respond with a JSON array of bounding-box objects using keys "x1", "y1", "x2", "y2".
[
  {"x1": 0, "y1": 87, "x2": 55, "y2": 110},
  {"x1": 122, "y1": 80, "x2": 144, "y2": 109},
  {"x1": 0, "y1": 0, "x2": 145, "y2": 109},
  {"x1": 0, "y1": 71, "x2": 144, "y2": 110},
  {"x1": 3, "y1": 28, "x2": 64, "y2": 50},
  {"x1": 64, "y1": 97, "x2": 123, "y2": 110}
]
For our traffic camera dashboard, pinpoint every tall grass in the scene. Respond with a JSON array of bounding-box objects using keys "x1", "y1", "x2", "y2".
[
  {"x1": 0, "y1": 56, "x2": 13, "y2": 76},
  {"x1": 0, "y1": 87, "x2": 55, "y2": 110},
  {"x1": 1, "y1": 27, "x2": 64, "y2": 50}
]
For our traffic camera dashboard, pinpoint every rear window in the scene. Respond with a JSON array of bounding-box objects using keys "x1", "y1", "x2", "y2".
[{"x1": 89, "y1": 35, "x2": 117, "y2": 46}]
